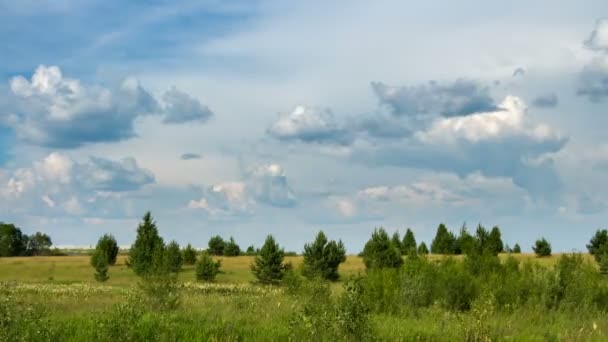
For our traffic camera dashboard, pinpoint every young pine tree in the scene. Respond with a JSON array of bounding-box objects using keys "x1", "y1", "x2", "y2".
[
  {"x1": 402, "y1": 228, "x2": 417, "y2": 255},
  {"x1": 487, "y1": 226, "x2": 504, "y2": 256},
  {"x1": 302, "y1": 231, "x2": 346, "y2": 281},
  {"x1": 165, "y1": 240, "x2": 183, "y2": 273},
  {"x1": 128, "y1": 212, "x2": 164, "y2": 276},
  {"x1": 417, "y1": 242, "x2": 429, "y2": 255},
  {"x1": 195, "y1": 251, "x2": 221, "y2": 281},
  {"x1": 458, "y1": 226, "x2": 476, "y2": 255},
  {"x1": 223, "y1": 237, "x2": 241, "y2": 256},
  {"x1": 533, "y1": 238, "x2": 552, "y2": 257},
  {"x1": 431, "y1": 224, "x2": 456, "y2": 254},
  {"x1": 94, "y1": 255, "x2": 109, "y2": 282},
  {"x1": 182, "y1": 243, "x2": 198, "y2": 265},
  {"x1": 391, "y1": 232, "x2": 403, "y2": 254},
  {"x1": 251, "y1": 235, "x2": 290, "y2": 285},
  {"x1": 91, "y1": 234, "x2": 119, "y2": 267},
  {"x1": 362, "y1": 228, "x2": 403, "y2": 269},
  {"x1": 512, "y1": 243, "x2": 522, "y2": 254},
  {"x1": 587, "y1": 229, "x2": 608, "y2": 263}
]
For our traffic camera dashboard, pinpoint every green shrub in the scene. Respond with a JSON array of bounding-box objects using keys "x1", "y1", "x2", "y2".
[
  {"x1": 362, "y1": 228, "x2": 403, "y2": 270},
  {"x1": 195, "y1": 251, "x2": 221, "y2": 282},
  {"x1": 439, "y1": 259, "x2": 477, "y2": 311},
  {"x1": 533, "y1": 238, "x2": 552, "y2": 257},
  {"x1": 302, "y1": 231, "x2": 346, "y2": 281},
  {"x1": 181, "y1": 243, "x2": 197, "y2": 265},
  {"x1": 251, "y1": 235, "x2": 290, "y2": 285}
]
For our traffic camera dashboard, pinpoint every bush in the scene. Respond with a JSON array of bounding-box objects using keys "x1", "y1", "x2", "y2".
[
  {"x1": 223, "y1": 236, "x2": 241, "y2": 256},
  {"x1": 362, "y1": 228, "x2": 403, "y2": 270},
  {"x1": 440, "y1": 260, "x2": 477, "y2": 311},
  {"x1": 208, "y1": 235, "x2": 225, "y2": 256},
  {"x1": 94, "y1": 254, "x2": 110, "y2": 282},
  {"x1": 91, "y1": 234, "x2": 119, "y2": 267},
  {"x1": 533, "y1": 238, "x2": 552, "y2": 257},
  {"x1": 302, "y1": 231, "x2": 346, "y2": 281},
  {"x1": 165, "y1": 240, "x2": 183, "y2": 273},
  {"x1": 181, "y1": 243, "x2": 197, "y2": 265},
  {"x1": 251, "y1": 235, "x2": 290, "y2": 285},
  {"x1": 195, "y1": 251, "x2": 221, "y2": 281},
  {"x1": 128, "y1": 212, "x2": 165, "y2": 276}
]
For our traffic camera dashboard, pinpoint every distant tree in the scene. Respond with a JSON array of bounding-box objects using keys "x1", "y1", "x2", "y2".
[
  {"x1": 431, "y1": 224, "x2": 456, "y2": 254},
  {"x1": 473, "y1": 225, "x2": 491, "y2": 254},
  {"x1": 245, "y1": 245, "x2": 258, "y2": 256},
  {"x1": 487, "y1": 226, "x2": 504, "y2": 256},
  {"x1": 91, "y1": 234, "x2": 119, "y2": 267},
  {"x1": 402, "y1": 229, "x2": 417, "y2": 255},
  {"x1": 362, "y1": 228, "x2": 403, "y2": 269},
  {"x1": 533, "y1": 238, "x2": 552, "y2": 257},
  {"x1": 512, "y1": 243, "x2": 522, "y2": 254},
  {"x1": 417, "y1": 242, "x2": 429, "y2": 255},
  {"x1": 302, "y1": 231, "x2": 346, "y2": 281},
  {"x1": 182, "y1": 243, "x2": 197, "y2": 265},
  {"x1": 128, "y1": 212, "x2": 165, "y2": 276},
  {"x1": 195, "y1": 251, "x2": 221, "y2": 281},
  {"x1": 223, "y1": 237, "x2": 241, "y2": 256},
  {"x1": 251, "y1": 235, "x2": 290, "y2": 285},
  {"x1": 504, "y1": 244, "x2": 512, "y2": 253},
  {"x1": 587, "y1": 229, "x2": 608, "y2": 263},
  {"x1": 0, "y1": 223, "x2": 26, "y2": 257},
  {"x1": 94, "y1": 256, "x2": 110, "y2": 282},
  {"x1": 26, "y1": 232, "x2": 53, "y2": 256},
  {"x1": 165, "y1": 240, "x2": 183, "y2": 273},
  {"x1": 391, "y1": 232, "x2": 403, "y2": 254},
  {"x1": 458, "y1": 226, "x2": 476, "y2": 255},
  {"x1": 207, "y1": 235, "x2": 225, "y2": 256}
]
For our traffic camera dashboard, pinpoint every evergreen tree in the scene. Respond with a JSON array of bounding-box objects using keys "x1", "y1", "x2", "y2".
[
  {"x1": 458, "y1": 226, "x2": 476, "y2": 255},
  {"x1": 431, "y1": 224, "x2": 456, "y2": 254},
  {"x1": 533, "y1": 238, "x2": 552, "y2": 257},
  {"x1": 182, "y1": 243, "x2": 198, "y2": 265},
  {"x1": 362, "y1": 228, "x2": 403, "y2": 269},
  {"x1": 487, "y1": 226, "x2": 504, "y2": 256},
  {"x1": 512, "y1": 243, "x2": 522, "y2": 254},
  {"x1": 402, "y1": 228, "x2": 417, "y2": 255},
  {"x1": 91, "y1": 234, "x2": 119, "y2": 267},
  {"x1": 245, "y1": 245, "x2": 257, "y2": 256},
  {"x1": 587, "y1": 229, "x2": 608, "y2": 263},
  {"x1": 207, "y1": 235, "x2": 225, "y2": 255},
  {"x1": 251, "y1": 235, "x2": 290, "y2": 284},
  {"x1": 165, "y1": 240, "x2": 183, "y2": 273},
  {"x1": 195, "y1": 251, "x2": 221, "y2": 281},
  {"x1": 128, "y1": 212, "x2": 164, "y2": 276},
  {"x1": 417, "y1": 242, "x2": 429, "y2": 255},
  {"x1": 94, "y1": 255, "x2": 109, "y2": 282},
  {"x1": 302, "y1": 231, "x2": 346, "y2": 281},
  {"x1": 391, "y1": 232, "x2": 403, "y2": 254},
  {"x1": 473, "y1": 225, "x2": 491, "y2": 254},
  {"x1": 223, "y1": 237, "x2": 241, "y2": 256}
]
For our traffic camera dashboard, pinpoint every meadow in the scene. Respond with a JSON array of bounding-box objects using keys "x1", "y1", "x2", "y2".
[{"x1": 2, "y1": 253, "x2": 608, "y2": 341}]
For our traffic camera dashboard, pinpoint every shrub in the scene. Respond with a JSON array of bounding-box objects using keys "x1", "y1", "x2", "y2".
[
  {"x1": 207, "y1": 235, "x2": 225, "y2": 255},
  {"x1": 251, "y1": 235, "x2": 290, "y2": 285},
  {"x1": 195, "y1": 251, "x2": 221, "y2": 281},
  {"x1": 402, "y1": 228, "x2": 417, "y2": 255},
  {"x1": 165, "y1": 240, "x2": 183, "y2": 273},
  {"x1": 94, "y1": 254, "x2": 110, "y2": 282},
  {"x1": 533, "y1": 238, "x2": 552, "y2": 257},
  {"x1": 91, "y1": 234, "x2": 119, "y2": 267},
  {"x1": 223, "y1": 236, "x2": 241, "y2": 256},
  {"x1": 128, "y1": 212, "x2": 165, "y2": 276},
  {"x1": 440, "y1": 260, "x2": 477, "y2": 311},
  {"x1": 302, "y1": 231, "x2": 346, "y2": 281},
  {"x1": 362, "y1": 228, "x2": 403, "y2": 270},
  {"x1": 181, "y1": 243, "x2": 197, "y2": 265},
  {"x1": 417, "y1": 242, "x2": 429, "y2": 255}
]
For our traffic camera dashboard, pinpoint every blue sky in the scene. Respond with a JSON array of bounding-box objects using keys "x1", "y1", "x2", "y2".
[{"x1": 1, "y1": 0, "x2": 607, "y2": 252}]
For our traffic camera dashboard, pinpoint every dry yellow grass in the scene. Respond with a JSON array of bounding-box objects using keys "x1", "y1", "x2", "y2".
[{"x1": 0, "y1": 253, "x2": 594, "y2": 285}]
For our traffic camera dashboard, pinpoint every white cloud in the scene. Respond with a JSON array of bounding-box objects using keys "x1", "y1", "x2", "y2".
[
  {"x1": 584, "y1": 18, "x2": 608, "y2": 52},
  {"x1": 267, "y1": 105, "x2": 352, "y2": 144}
]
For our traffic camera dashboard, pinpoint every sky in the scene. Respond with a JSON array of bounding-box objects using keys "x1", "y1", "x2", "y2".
[{"x1": 0, "y1": 0, "x2": 607, "y2": 253}]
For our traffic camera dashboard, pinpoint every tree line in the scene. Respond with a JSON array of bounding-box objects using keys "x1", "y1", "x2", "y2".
[{"x1": 0, "y1": 223, "x2": 54, "y2": 257}]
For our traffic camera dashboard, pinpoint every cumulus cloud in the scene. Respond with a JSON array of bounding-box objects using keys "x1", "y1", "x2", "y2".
[
  {"x1": 371, "y1": 79, "x2": 498, "y2": 118},
  {"x1": 532, "y1": 93, "x2": 559, "y2": 108},
  {"x1": 161, "y1": 87, "x2": 213, "y2": 124},
  {"x1": 2, "y1": 65, "x2": 213, "y2": 148},
  {"x1": 0, "y1": 152, "x2": 154, "y2": 217},
  {"x1": 246, "y1": 164, "x2": 296, "y2": 207},
  {"x1": 181, "y1": 153, "x2": 202, "y2": 160},
  {"x1": 266, "y1": 105, "x2": 353, "y2": 144},
  {"x1": 577, "y1": 57, "x2": 608, "y2": 102},
  {"x1": 188, "y1": 182, "x2": 252, "y2": 217},
  {"x1": 584, "y1": 18, "x2": 608, "y2": 52}
]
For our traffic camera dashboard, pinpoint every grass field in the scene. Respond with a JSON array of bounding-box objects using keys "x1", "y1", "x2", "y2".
[
  {"x1": 2, "y1": 253, "x2": 607, "y2": 341},
  {"x1": 0, "y1": 253, "x2": 590, "y2": 285}
]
